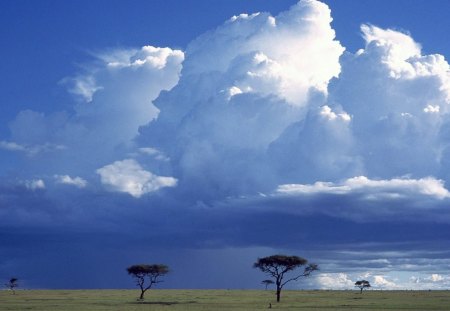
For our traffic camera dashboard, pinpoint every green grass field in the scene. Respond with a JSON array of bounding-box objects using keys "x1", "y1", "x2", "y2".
[{"x1": 1, "y1": 289, "x2": 450, "y2": 310}]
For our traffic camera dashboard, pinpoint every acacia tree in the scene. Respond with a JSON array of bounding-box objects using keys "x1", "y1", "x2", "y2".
[
  {"x1": 254, "y1": 255, "x2": 318, "y2": 302},
  {"x1": 5, "y1": 278, "x2": 18, "y2": 294},
  {"x1": 126, "y1": 264, "x2": 169, "y2": 300},
  {"x1": 355, "y1": 280, "x2": 371, "y2": 293},
  {"x1": 262, "y1": 279, "x2": 275, "y2": 290}
]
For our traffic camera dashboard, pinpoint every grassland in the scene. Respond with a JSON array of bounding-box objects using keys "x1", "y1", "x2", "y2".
[{"x1": 1, "y1": 289, "x2": 450, "y2": 310}]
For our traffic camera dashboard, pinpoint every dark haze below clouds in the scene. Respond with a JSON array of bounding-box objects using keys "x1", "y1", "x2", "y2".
[{"x1": 2, "y1": 186, "x2": 450, "y2": 288}]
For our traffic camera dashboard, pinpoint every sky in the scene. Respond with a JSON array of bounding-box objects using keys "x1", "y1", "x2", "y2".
[{"x1": 1, "y1": 0, "x2": 450, "y2": 290}]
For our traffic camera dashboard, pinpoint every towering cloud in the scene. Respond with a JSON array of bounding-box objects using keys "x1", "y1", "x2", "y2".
[
  {"x1": 3, "y1": 0, "x2": 448, "y2": 205},
  {"x1": 1, "y1": 0, "x2": 449, "y2": 221},
  {"x1": 329, "y1": 24, "x2": 450, "y2": 179},
  {"x1": 138, "y1": 0, "x2": 345, "y2": 197}
]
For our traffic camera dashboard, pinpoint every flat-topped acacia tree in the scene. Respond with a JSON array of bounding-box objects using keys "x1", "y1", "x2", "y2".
[
  {"x1": 254, "y1": 255, "x2": 318, "y2": 302},
  {"x1": 355, "y1": 280, "x2": 371, "y2": 293},
  {"x1": 126, "y1": 264, "x2": 169, "y2": 300}
]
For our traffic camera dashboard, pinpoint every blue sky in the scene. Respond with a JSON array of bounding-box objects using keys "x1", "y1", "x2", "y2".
[{"x1": 1, "y1": 0, "x2": 450, "y2": 290}]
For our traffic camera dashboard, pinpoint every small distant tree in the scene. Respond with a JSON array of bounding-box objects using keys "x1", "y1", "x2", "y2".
[
  {"x1": 5, "y1": 278, "x2": 18, "y2": 294},
  {"x1": 262, "y1": 279, "x2": 274, "y2": 290},
  {"x1": 254, "y1": 255, "x2": 318, "y2": 302},
  {"x1": 126, "y1": 264, "x2": 169, "y2": 300},
  {"x1": 355, "y1": 280, "x2": 371, "y2": 293}
]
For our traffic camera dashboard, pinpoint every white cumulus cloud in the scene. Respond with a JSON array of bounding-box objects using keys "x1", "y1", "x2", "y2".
[
  {"x1": 277, "y1": 176, "x2": 450, "y2": 199},
  {"x1": 54, "y1": 175, "x2": 87, "y2": 188},
  {"x1": 315, "y1": 273, "x2": 354, "y2": 289},
  {"x1": 96, "y1": 159, "x2": 177, "y2": 198},
  {"x1": 68, "y1": 45, "x2": 184, "y2": 146},
  {"x1": 319, "y1": 105, "x2": 351, "y2": 122},
  {"x1": 183, "y1": 0, "x2": 343, "y2": 105},
  {"x1": 329, "y1": 23, "x2": 450, "y2": 180},
  {"x1": 372, "y1": 275, "x2": 398, "y2": 289},
  {"x1": 430, "y1": 274, "x2": 444, "y2": 282},
  {"x1": 424, "y1": 104, "x2": 440, "y2": 113},
  {"x1": 3, "y1": 0, "x2": 450, "y2": 212},
  {"x1": 25, "y1": 179, "x2": 46, "y2": 190},
  {"x1": 138, "y1": 147, "x2": 169, "y2": 161},
  {"x1": 138, "y1": 0, "x2": 345, "y2": 196}
]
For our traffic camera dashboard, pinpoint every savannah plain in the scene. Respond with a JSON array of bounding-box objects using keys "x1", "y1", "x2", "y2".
[{"x1": 2, "y1": 289, "x2": 450, "y2": 310}]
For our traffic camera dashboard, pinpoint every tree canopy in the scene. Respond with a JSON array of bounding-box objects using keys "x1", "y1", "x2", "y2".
[
  {"x1": 127, "y1": 264, "x2": 169, "y2": 300},
  {"x1": 254, "y1": 254, "x2": 318, "y2": 302}
]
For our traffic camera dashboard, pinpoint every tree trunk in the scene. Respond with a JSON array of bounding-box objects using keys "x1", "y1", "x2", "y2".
[
  {"x1": 139, "y1": 290, "x2": 145, "y2": 300},
  {"x1": 276, "y1": 288, "x2": 281, "y2": 302},
  {"x1": 360, "y1": 287, "x2": 363, "y2": 294}
]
